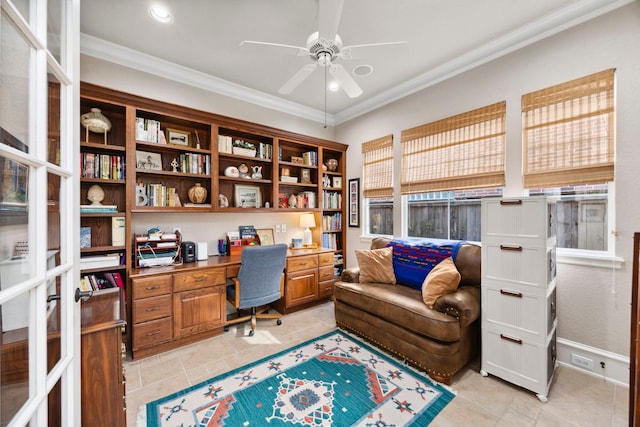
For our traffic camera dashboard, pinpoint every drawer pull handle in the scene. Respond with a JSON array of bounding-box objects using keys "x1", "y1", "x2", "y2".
[
  {"x1": 500, "y1": 199, "x2": 523, "y2": 205},
  {"x1": 500, "y1": 290, "x2": 522, "y2": 298},
  {"x1": 146, "y1": 306, "x2": 160, "y2": 312},
  {"x1": 500, "y1": 244, "x2": 523, "y2": 252},
  {"x1": 195, "y1": 277, "x2": 206, "y2": 282},
  {"x1": 500, "y1": 334, "x2": 523, "y2": 345},
  {"x1": 146, "y1": 330, "x2": 161, "y2": 336},
  {"x1": 145, "y1": 285, "x2": 160, "y2": 290}
]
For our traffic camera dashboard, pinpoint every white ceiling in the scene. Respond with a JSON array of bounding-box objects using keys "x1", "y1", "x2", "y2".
[{"x1": 80, "y1": 0, "x2": 632, "y2": 125}]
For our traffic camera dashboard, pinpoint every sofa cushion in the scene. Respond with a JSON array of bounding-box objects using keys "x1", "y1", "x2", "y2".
[
  {"x1": 387, "y1": 238, "x2": 465, "y2": 290},
  {"x1": 354, "y1": 247, "x2": 396, "y2": 284},
  {"x1": 421, "y1": 257, "x2": 461, "y2": 308},
  {"x1": 334, "y1": 281, "x2": 461, "y2": 342}
]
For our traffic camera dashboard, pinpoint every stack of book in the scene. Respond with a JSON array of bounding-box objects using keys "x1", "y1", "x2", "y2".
[{"x1": 80, "y1": 204, "x2": 118, "y2": 213}]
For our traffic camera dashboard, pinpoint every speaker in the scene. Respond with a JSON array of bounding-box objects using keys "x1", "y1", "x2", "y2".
[
  {"x1": 196, "y1": 241, "x2": 208, "y2": 260},
  {"x1": 181, "y1": 241, "x2": 196, "y2": 263}
]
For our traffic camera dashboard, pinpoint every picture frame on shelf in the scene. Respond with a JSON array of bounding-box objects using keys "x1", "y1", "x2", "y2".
[
  {"x1": 348, "y1": 178, "x2": 360, "y2": 228},
  {"x1": 332, "y1": 176, "x2": 342, "y2": 189},
  {"x1": 135, "y1": 150, "x2": 162, "y2": 171},
  {"x1": 256, "y1": 228, "x2": 275, "y2": 245},
  {"x1": 301, "y1": 168, "x2": 311, "y2": 184},
  {"x1": 234, "y1": 184, "x2": 262, "y2": 208},
  {"x1": 166, "y1": 128, "x2": 190, "y2": 146}
]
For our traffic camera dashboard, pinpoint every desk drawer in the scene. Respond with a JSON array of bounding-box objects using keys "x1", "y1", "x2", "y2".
[
  {"x1": 318, "y1": 265, "x2": 334, "y2": 282},
  {"x1": 133, "y1": 317, "x2": 172, "y2": 350},
  {"x1": 132, "y1": 275, "x2": 172, "y2": 299},
  {"x1": 287, "y1": 255, "x2": 318, "y2": 272},
  {"x1": 318, "y1": 252, "x2": 334, "y2": 266},
  {"x1": 318, "y1": 280, "x2": 335, "y2": 298},
  {"x1": 133, "y1": 295, "x2": 172, "y2": 324},
  {"x1": 173, "y1": 268, "x2": 225, "y2": 292}
]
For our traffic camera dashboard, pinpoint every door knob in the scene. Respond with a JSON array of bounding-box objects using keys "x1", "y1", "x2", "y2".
[{"x1": 75, "y1": 288, "x2": 93, "y2": 303}]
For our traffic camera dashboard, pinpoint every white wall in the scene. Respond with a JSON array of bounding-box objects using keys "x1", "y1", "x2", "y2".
[{"x1": 335, "y1": 2, "x2": 640, "y2": 365}]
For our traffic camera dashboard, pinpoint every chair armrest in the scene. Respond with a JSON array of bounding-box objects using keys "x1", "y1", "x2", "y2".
[
  {"x1": 433, "y1": 286, "x2": 480, "y2": 327},
  {"x1": 340, "y1": 267, "x2": 360, "y2": 283}
]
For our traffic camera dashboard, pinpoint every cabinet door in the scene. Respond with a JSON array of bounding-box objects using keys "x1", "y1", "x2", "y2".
[
  {"x1": 173, "y1": 286, "x2": 225, "y2": 338},
  {"x1": 286, "y1": 269, "x2": 318, "y2": 307}
]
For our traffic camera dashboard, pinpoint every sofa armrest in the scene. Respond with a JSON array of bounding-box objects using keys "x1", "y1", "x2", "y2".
[
  {"x1": 340, "y1": 267, "x2": 360, "y2": 283},
  {"x1": 433, "y1": 286, "x2": 480, "y2": 327}
]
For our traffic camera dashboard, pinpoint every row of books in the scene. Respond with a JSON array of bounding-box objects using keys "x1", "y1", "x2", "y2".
[
  {"x1": 322, "y1": 212, "x2": 342, "y2": 231},
  {"x1": 139, "y1": 183, "x2": 183, "y2": 207},
  {"x1": 176, "y1": 153, "x2": 211, "y2": 175},
  {"x1": 322, "y1": 190, "x2": 343, "y2": 209},
  {"x1": 80, "y1": 204, "x2": 118, "y2": 213},
  {"x1": 80, "y1": 271, "x2": 125, "y2": 292},
  {"x1": 136, "y1": 117, "x2": 165, "y2": 143},
  {"x1": 321, "y1": 233, "x2": 341, "y2": 251},
  {"x1": 81, "y1": 152, "x2": 125, "y2": 180}
]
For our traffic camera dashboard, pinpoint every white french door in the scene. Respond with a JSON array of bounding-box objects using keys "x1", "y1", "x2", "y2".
[{"x1": 0, "y1": 0, "x2": 80, "y2": 425}]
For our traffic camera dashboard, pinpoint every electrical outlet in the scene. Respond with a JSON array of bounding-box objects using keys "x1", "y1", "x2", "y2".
[
  {"x1": 570, "y1": 353, "x2": 593, "y2": 371},
  {"x1": 275, "y1": 224, "x2": 281, "y2": 233},
  {"x1": 281, "y1": 223, "x2": 287, "y2": 232}
]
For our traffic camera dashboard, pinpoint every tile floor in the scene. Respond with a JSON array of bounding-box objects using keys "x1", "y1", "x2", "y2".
[{"x1": 124, "y1": 302, "x2": 628, "y2": 426}]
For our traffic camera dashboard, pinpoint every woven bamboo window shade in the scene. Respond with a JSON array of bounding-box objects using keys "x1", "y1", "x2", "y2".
[
  {"x1": 362, "y1": 134, "x2": 393, "y2": 198},
  {"x1": 522, "y1": 69, "x2": 615, "y2": 188},
  {"x1": 400, "y1": 101, "x2": 506, "y2": 194}
]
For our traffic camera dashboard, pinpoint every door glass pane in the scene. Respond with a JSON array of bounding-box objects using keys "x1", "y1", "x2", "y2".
[
  {"x1": 0, "y1": 292, "x2": 31, "y2": 424},
  {"x1": 46, "y1": 273, "x2": 61, "y2": 374},
  {"x1": 0, "y1": 156, "x2": 29, "y2": 227},
  {"x1": 47, "y1": 172, "x2": 61, "y2": 268},
  {"x1": 9, "y1": 0, "x2": 30, "y2": 25},
  {"x1": 48, "y1": 75, "x2": 61, "y2": 167},
  {"x1": 1, "y1": 13, "x2": 31, "y2": 153},
  {"x1": 48, "y1": 378, "x2": 62, "y2": 427},
  {"x1": 47, "y1": 0, "x2": 62, "y2": 64}
]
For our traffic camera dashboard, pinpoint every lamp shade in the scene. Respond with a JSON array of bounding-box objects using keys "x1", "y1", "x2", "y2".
[{"x1": 299, "y1": 213, "x2": 316, "y2": 229}]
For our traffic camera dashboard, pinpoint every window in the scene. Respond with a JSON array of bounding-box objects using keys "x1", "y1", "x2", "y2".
[
  {"x1": 408, "y1": 189, "x2": 502, "y2": 241},
  {"x1": 523, "y1": 69, "x2": 615, "y2": 253},
  {"x1": 362, "y1": 135, "x2": 393, "y2": 235}
]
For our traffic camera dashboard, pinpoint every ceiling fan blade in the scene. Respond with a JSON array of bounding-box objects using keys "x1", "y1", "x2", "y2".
[
  {"x1": 329, "y1": 63, "x2": 362, "y2": 98},
  {"x1": 241, "y1": 40, "x2": 309, "y2": 56},
  {"x1": 340, "y1": 41, "x2": 408, "y2": 60},
  {"x1": 279, "y1": 63, "x2": 318, "y2": 94},
  {"x1": 318, "y1": 0, "x2": 343, "y2": 42}
]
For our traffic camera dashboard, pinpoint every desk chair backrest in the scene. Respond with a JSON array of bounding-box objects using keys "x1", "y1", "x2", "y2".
[{"x1": 236, "y1": 244, "x2": 288, "y2": 309}]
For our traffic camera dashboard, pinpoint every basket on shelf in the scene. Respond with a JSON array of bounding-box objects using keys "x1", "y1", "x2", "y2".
[{"x1": 232, "y1": 147, "x2": 257, "y2": 157}]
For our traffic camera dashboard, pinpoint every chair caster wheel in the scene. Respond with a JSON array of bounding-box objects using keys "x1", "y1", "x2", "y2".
[
  {"x1": 249, "y1": 330, "x2": 255, "y2": 337},
  {"x1": 277, "y1": 319, "x2": 282, "y2": 326}
]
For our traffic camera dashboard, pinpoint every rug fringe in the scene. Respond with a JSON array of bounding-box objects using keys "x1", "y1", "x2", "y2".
[{"x1": 135, "y1": 404, "x2": 147, "y2": 427}]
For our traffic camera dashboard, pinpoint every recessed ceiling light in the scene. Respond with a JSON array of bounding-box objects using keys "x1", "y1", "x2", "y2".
[
  {"x1": 353, "y1": 64, "x2": 373, "y2": 77},
  {"x1": 149, "y1": 6, "x2": 173, "y2": 23},
  {"x1": 328, "y1": 81, "x2": 340, "y2": 92}
]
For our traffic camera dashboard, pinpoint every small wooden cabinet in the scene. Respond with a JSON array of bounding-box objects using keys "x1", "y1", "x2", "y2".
[{"x1": 172, "y1": 269, "x2": 226, "y2": 338}]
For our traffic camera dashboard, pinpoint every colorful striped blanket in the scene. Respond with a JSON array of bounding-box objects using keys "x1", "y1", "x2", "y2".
[{"x1": 386, "y1": 238, "x2": 465, "y2": 290}]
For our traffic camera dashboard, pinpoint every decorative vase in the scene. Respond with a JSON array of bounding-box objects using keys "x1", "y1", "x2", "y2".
[
  {"x1": 188, "y1": 183, "x2": 207, "y2": 204},
  {"x1": 80, "y1": 108, "x2": 112, "y2": 144},
  {"x1": 325, "y1": 158, "x2": 338, "y2": 172}
]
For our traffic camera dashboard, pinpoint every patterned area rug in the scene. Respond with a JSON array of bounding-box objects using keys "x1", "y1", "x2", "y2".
[{"x1": 143, "y1": 330, "x2": 455, "y2": 426}]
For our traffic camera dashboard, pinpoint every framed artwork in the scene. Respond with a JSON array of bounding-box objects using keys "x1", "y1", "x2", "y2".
[
  {"x1": 256, "y1": 228, "x2": 275, "y2": 245},
  {"x1": 300, "y1": 168, "x2": 311, "y2": 184},
  {"x1": 332, "y1": 176, "x2": 342, "y2": 189},
  {"x1": 166, "y1": 128, "x2": 190, "y2": 146},
  {"x1": 234, "y1": 184, "x2": 262, "y2": 208},
  {"x1": 348, "y1": 178, "x2": 360, "y2": 228},
  {"x1": 136, "y1": 150, "x2": 162, "y2": 171}
]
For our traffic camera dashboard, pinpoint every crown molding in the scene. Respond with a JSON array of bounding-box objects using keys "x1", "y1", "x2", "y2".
[{"x1": 80, "y1": 0, "x2": 631, "y2": 127}]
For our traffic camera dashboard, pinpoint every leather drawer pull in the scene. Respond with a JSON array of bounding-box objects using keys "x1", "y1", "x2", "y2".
[
  {"x1": 146, "y1": 330, "x2": 161, "y2": 336},
  {"x1": 500, "y1": 334, "x2": 523, "y2": 345},
  {"x1": 500, "y1": 289, "x2": 523, "y2": 298},
  {"x1": 145, "y1": 285, "x2": 160, "y2": 290},
  {"x1": 500, "y1": 244, "x2": 523, "y2": 252},
  {"x1": 145, "y1": 306, "x2": 160, "y2": 312},
  {"x1": 500, "y1": 199, "x2": 523, "y2": 205}
]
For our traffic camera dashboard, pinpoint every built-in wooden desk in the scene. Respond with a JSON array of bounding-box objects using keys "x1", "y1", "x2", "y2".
[{"x1": 128, "y1": 247, "x2": 335, "y2": 359}]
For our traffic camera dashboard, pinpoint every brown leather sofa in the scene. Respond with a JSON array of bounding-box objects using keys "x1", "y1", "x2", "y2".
[{"x1": 334, "y1": 237, "x2": 481, "y2": 384}]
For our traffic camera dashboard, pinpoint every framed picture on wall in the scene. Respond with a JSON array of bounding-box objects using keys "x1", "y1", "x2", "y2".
[
  {"x1": 256, "y1": 228, "x2": 275, "y2": 245},
  {"x1": 348, "y1": 178, "x2": 360, "y2": 228}
]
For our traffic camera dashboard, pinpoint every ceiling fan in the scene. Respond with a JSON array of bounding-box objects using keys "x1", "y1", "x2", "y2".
[{"x1": 240, "y1": 0, "x2": 407, "y2": 98}]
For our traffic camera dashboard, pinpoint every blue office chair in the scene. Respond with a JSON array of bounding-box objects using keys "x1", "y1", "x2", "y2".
[{"x1": 225, "y1": 244, "x2": 288, "y2": 336}]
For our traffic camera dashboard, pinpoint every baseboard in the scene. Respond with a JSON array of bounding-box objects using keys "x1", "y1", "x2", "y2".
[{"x1": 557, "y1": 338, "x2": 629, "y2": 386}]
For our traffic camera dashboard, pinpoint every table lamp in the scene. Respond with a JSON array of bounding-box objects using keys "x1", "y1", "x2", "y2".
[{"x1": 300, "y1": 213, "x2": 316, "y2": 246}]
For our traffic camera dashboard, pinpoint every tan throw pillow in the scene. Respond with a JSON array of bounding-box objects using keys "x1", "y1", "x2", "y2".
[
  {"x1": 355, "y1": 247, "x2": 396, "y2": 284},
  {"x1": 422, "y1": 257, "x2": 461, "y2": 308}
]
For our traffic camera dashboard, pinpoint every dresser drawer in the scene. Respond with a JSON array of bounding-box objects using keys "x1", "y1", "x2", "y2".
[
  {"x1": 318, "y1": 280, "x2": 335, "y2": 298},
  {"x1": 482, "y1": 196, "x2": 556, "y2": 245},
  {"x1": 132, "y1": 275, "x2": 172, "y2": 299},
  {"x1": 133, "y1": 317, "x2": 172, "y2": 350},
  {"x1": 133, "y1": 294, "x2": 172, "y2": 324},
  {"x1": 173, "y1": 268, "x2": 225, "y2": 292},
  {"x1": 318, "y1": 252, "x2": 334, "y2": 266},
  {"x1": 287, "y1": 255, "x2": 318, "y2": 272},
  {"x1": 318, "y1": 265, "x2": 334, "y2": 282}
]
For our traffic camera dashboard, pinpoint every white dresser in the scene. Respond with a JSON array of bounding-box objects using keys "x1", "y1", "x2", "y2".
[{"x1": 480, "y1": 196, "x2": 557, "y2": 402}]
